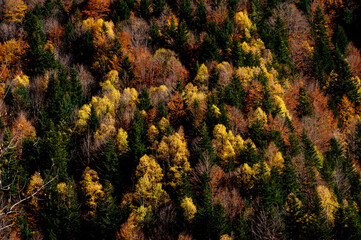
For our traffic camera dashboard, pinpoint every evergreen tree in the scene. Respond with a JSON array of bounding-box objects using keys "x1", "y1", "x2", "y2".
[
  {"x1": 282, "y1": 156, "x2": 300, "y2": 195},
  {"x1": 46, "y1": 73, "x2": 65, "y2": 122},
  {"x1": 312, "y1": 7, "x2": 334, "y2": 84},
  {"x1": 301, "y1": 131, "x2": 323, "y2": 170},
  {"x1": 201, "y1": 35, "x2": 220, "y2": 62},
  {"x1": 98, "y1": 140, "x2": 119, "y2": 189},
  {"x1": 208, "y1": 67, "x2": 219, "y2": 91},
  {"x1": 223, "y1": 74, "x2": 245, "y2": 110},
  {"x1": 128, "y1": 110, "x2": 147, "y2": 166},
  {"x1": 88, "y1": 105, "x2": 100, "y2": 134},
  {"x1": 140, "y1": 0, "x2": 150, "y2": 20},
  {"x1": 175, "y1": 20, "x2": 189, "y2": 55},
  {"x1": 180, "y1": 0, "x2": 193, "y2": 27},
  {"x1": 270, "y1": 17, "x2": 291, "y2": 65},
  {"x1": 24, "y1": 13, "x2": 57, "y2": 76},
  {"x1": 197, "y1": 123, "x2": 217, "y2": 163},
  {"x1": 70, "y1": 67, "x2": 84, "y2": 107},
  {"x1": 115, "y1": 0, "x2": 131, "y2": 22},
  {"x1": 193, "y1": 172, "x2": 223, "y2": 240},
  {"x1": 195, "y1": 0, "x2": 207, "y2": 31},
  {"x1": 153, "y1": 0, "x2": 165, "y2": 17},
  {"x1": 334, "y1": 25, "x2": 348, "y2": 55},
  {"x1": 296, "y1": 87, "x2": 313, "y2": 118},
  {"x1": 138, "y1": 88, "x2": 152, "y2": 111},
  {"x1": 122, "y1": 55, "x2": 135, "y2": 85}
]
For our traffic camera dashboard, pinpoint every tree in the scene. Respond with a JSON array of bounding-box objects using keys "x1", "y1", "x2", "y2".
[
  {"x1": 296, "y1": 87, "x2": 313, "y2": 118},
  {"x1": 180, "y1": 0, "x2": 192, "y2": 27},
  {"x1": 139, "y1": 0, "x2": 150, "y2": 20},
  {"x1": 83, "y1": 0, "x2": 111, "y2": 19},
  {"x1": 211, "y1": 124, "x2": 244, "y2": 168},
  {"x1": 181, "y1": 197, "x2": 197, "y2": 221},
  {"x1": 24, "y1": 13, "x2": 57, "y2": 76},
  {"x1": 248, "y1": 107, "x2": 267, "y2": 129},
  {"x1": 312, "y1": 7, "x2": 334, "y2": 84},
  {"x1": 114, "y1": 0, "x2": 131, "y2": 22},
  {"x1": 285, "y1": 193, "x2": 304, "y2": 240},
  {"x1": 98, "y1": 139, "x2": 119, "y2": 187},
  {"x1": 134, "y1": 154, "x2": 168, "y2": 208},
  {"x1": 195, "y1": 0, "x2": 207, "y2": 31},
  {"x1": 157, "y1": 130, "x2": 190, "y2": 188},
  {"x1": 2, "y1": 0, "x2": 27, "y2": 22},
  {"x1": 80, "y1": 167, "x2": 105, "y2": 218},
  {"x1": 116, "y1": 128, "x2": 129, "y2": 155}
]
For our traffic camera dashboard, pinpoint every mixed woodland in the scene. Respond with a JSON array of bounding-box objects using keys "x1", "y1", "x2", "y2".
[{"x1": 2, "y1": 0, "x2": 361, "y2": 239}]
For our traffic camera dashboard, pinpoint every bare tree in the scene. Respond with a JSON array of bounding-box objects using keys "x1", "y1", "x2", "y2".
[{"x1": 251, "y1": 207, "x2": 285, "y2": 240}]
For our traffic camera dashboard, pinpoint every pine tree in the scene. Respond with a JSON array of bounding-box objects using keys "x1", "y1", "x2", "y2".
[
  {"x1": 282, "y1": 156, "x2": 300, "y2": 195},
  {"x1": 270, "y1": 17, "x2": 291, "y2": 65},
  {"x1": 88, "y1": 105, "x2": 100, "y2": 133},
  {"x1": 115, "y1": 0, "x2": 131, "y2": 22},
  {"x1": 128, "y1": 110, "x2": 147, "y2": 166},
  {"x1": 46, "y1": 73, "x2": 65, "y2": 122},
  {"x1": 175, "y1": 20, "x2": 189, "y2": 55},
  {"x1": 296, "y1": 87, "x2": 313, "y2": 118},
  {"x1": 285, "y1": 193, "x2": 304, "y2": 240},
  {"x1": 98, "y1": 140, "x2": 119, "y2": 189},
  {"x1": 122, "y1": 55, "x2": 135, "y2": 85},
  {"x1": 140, "y1": 0, "x2": 150, "y2": 20},
  {"x1": 180, "y1": 0, "x2": 192, "y2": 27},
  {"x1": 312, "y1": 7, "x2": 334, "y2": 84},
  {"x1": 70, "y1": 67, "x2": 84, "y2": 107},
  {"x1": 198, "y1": 123, "x2": 217, "y2": 163},
  {"x1": 301, "y1": 131, "x2": 323, "y2": 170},
  {"x1": 201, "y1": 35, "x2": 220, "y2": 62},
  {"x1": 153, "y1": 0, "x2": 165, "y2": 17},
  {"x1": 195, "y1": 0, "x2": 207, "y2": 32},
  {"x1": 231, "y1": 39, "x2": 245, "y2": 68},
  {"x1": 138, "y1": 88, "x2": 151, "y2": 111},
  {"x1": 334, "y1": 25, "x2": 348, "y2": 55},
  {"x1": 24, "y1": 13, "x2": 57, "y2": 76}
]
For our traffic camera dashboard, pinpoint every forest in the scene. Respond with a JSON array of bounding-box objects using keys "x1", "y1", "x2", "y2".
[{"x1": 1, "y1": 0, "x2": 361, "y2": 239}]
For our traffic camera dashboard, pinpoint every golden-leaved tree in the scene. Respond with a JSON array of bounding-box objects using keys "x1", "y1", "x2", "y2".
[
  {"x1": 180, "y1": 197, "x2": 197, "y2": 221},
  {"x1": 157, "y1": 129, "x2": 191, "y2": 188},
  {"x1": 134, "y1": 154, "x2": 168, "y2": 208},
  {"x1": 212, "y1": 124, "x2": 244, "y2": 168},
  {"x1": 80, "y1": 167, "x2": 105, "y2": 217},
  {"x1": 2, "y1": 0, "x2": 27, "y2": 22}
]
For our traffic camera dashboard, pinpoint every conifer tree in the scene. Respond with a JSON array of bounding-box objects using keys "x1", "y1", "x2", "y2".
[
  {"x1": 180, "y1": 0, "x2": 193, "y2": 27},
  {"x1": 88, "y1": 105, "x2": 100, "y2": 134},
  {"x1": 296, "y1": 87, "x2": 313, "y2": 118},
  {"x1": 195, "y1": 0, "x2": 207, "y2": 32},
  {"x1": 140, "y1": 0, "x2": 150, "y2": 20},
  {"x1": 312, "y1": 7, "x2": 334, "y2": 84},
  {"x1": 98, "y1": 139, "x2": 119, "y2": 188}
]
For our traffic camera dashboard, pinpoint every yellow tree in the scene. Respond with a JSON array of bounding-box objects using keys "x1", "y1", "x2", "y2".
[
  {"x1": 317, "y1": 185, "x2": 339, "y2": 224},
  {"x1": 25, "y1": 172, "x2": 44, "y2": 210},
  {"x1": 157, "y1": 130, "x2": 191, "y2": 188},
  {"x1": 338, "y1": 95, "x2": 355, "y2": 128},
  {"x1": 134, "y1": 155, "x2": 168, "y2": 208},
  {"x1": 2, "y1": 0, "x2": 27, "y2": 22},
  {"x1": 194, "y1": 64, "x2": 209, "y2": 87},
  {"x1": 180, "y1": 197, "x2": 197, "y2": 221},
  {"x1": 273, "y1": 95, "x2": 290, "y2": 119},
  {"x1": 212, "y1": 124, "x2": 244, "y2": 168},
  {"x1": 116, "y1": 128, "x2": 129, "y2": 155},
  {"x1": 0, "y1": 39, "x2": 28, "y2": 69},
  {"x1": 248, "y1": 107, "x2": 268, "y2": 128},
  {"x1": 80, "y1": 167, "x2": 105, "y2": 217}
]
